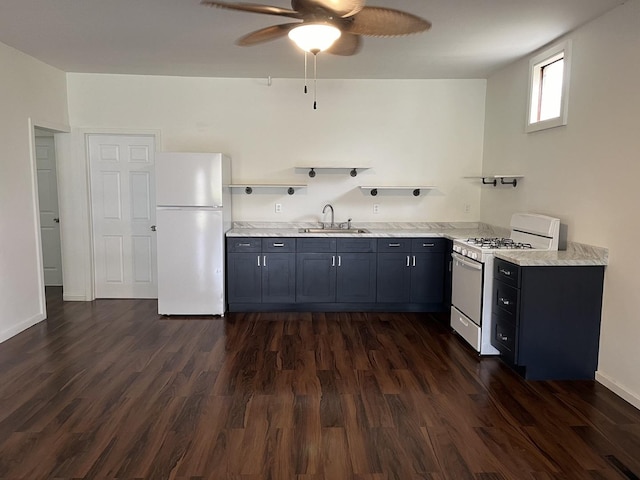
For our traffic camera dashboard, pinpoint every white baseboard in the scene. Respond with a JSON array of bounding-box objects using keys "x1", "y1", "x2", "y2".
[
  {"x1": 596, "y1": 371, "x2": 640, "y2": 410},
  {"x1": 0, "y1": 313, "x2": 46, "y2": 344},
  {"x1": 63, "y1": 294, "x2": 89, "y2": 301}
]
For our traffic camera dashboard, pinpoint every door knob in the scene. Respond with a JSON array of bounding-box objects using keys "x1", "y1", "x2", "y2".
[
  {"x1": 150, "y1": 225, "x2": 156, "y2": 231},
  {"x1": 53, "y1": 218, "x2": 60, "y2": 223}
]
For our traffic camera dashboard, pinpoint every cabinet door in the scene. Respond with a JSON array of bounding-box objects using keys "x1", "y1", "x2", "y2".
[
  {"x1": 296, "y1": 253, "x2": 336, "y2": 303},
  {"x1": 377, "y1": 252, "x2": 411, "y2": 303},
  {"x1": 336, "y1": 253, "x2": 377, "y2": 303},
  {"x1": 227, "y1": 253, "x2": 261, "y2": 303},
  {"x1": 262, "y1": 253, "x2": 296, "y2": 303},
  {"x1": 410, "y1": 252, "x2": 445, "y2": 304}
]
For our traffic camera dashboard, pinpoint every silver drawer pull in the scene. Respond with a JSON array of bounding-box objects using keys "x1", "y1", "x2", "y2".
[
  {"x1": 423, "y1": 243, "x2": 435, "y2": 247},
  {"x1": 406, "y1": 256, "x2": 410, "y2": 267},
  {"x1": 499, "y1": 298, "x2": 510, "y2": 306},
  {"x1": 389, "y1": 243, "x2": 401, "y2": 247},
  {"x1": 257, "y1": 256, "x2": 261, "y2": 267},
  {"x1": 272, "y1": 243, "x2": 285, "y2": 247},
  {"x1": 498, "y1": 333, "x2": 509, "y2": 341},
  {"x1": 239, "y1": 243, "x2": 252, "y2": 247},
  {"x1": 499, "y1": 268, "x2": 512, "y2": 276}
]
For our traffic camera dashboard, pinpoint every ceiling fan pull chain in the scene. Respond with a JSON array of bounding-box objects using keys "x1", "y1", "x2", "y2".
[
  {"x1": 313, "y1": 53, "x2": 317, "y2": 110},
  {"x1": 304, "y1": 51, "x2": 308, "y2": 94}
]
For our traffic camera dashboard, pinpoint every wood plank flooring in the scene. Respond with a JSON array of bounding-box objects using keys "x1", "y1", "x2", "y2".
[{"x1": 0, "y1": 287, "x2": 639, "y2": 479}]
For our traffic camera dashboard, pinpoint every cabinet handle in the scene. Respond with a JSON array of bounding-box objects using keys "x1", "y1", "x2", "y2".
[
  {"x1": 423, "y1": 243, "x2": 435, "y2": 247},
  {"x1": 412, "y1": 255, "x2": 416, "y2": 267},
  {"x1": 272, "y1": 243, "x2": 285, "y2": 247},
  {"x1": 389, "y1": 243, "x2": 401, "y2": 247},
  {"x1": 257, "y1": 256, "x2": 261, "y2": 267},
  {"x1": 239, "y1": 243, "x2": 251, "y2": 247},
  {"x1": 263, "y1": 255, "x2": 267, "y2": 267},
  {"x1": 332, "y1": 256, "x2": 336, "y2": 267},
  {"x1": 406, "y1": 256, "x2": 410, "y2": 267},
  {"x1": 338, "y1": 255, "x2": 342, "y2": 267},
  {"x1": 499, "y1": 268, "x2": 512, "y2": 276},
  {"x1": 498, "y1": 333, "x2": 509, "y2": 342},
  {"x1": 499, "y1": 297, "x2": 510, "y2": 306}
]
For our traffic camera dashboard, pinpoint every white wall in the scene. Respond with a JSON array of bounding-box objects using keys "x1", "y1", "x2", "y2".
[
  {"x1": 482, "y1": 1, "x2": 640, "y2": 407},
  {"x1": 66, "y1": 75, "x2": 486, "y2": 225},
  {"x1": 0, "y1": 42, "x2": 69, "y2": 341},
  {"x1": 64, "y1": 75, "x2": 486, "y2": 298}
]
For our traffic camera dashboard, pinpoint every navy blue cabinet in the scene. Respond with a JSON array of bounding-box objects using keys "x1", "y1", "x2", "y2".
[
  {"x1": 376, "y1": 238, "x2": 447, "y2": 305},
  {"x1": 227, "y1": 238, "x2": 296, "y2": 305},
  {"x1": 491, "y1": 257, "x2": 605, "y2": 380}
]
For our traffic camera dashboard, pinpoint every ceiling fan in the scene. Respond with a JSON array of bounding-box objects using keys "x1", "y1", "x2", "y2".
[{"x1": 201, "y1": 0, "x2": 431, "y2": 56}]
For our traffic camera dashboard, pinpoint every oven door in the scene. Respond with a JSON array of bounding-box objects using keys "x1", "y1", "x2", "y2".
[{"x1": 451, "y1": 252, "x2": 483, "y2": 324}]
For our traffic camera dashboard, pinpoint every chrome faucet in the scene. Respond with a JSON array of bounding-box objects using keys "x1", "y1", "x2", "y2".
[{"x1": 322, "y1": 204, "x2": 335, "y2": 229}]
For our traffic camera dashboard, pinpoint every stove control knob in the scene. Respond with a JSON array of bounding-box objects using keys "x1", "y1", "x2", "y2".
[
  {"x1": 453, "y1": 245, "x2": 460, "y2": 253},
  {"x1": 461, "y1": 249, "x2": 467, "y2": 256},
  {"x1": 471, "y1": 252, "x2": 478, "y2": 260}
]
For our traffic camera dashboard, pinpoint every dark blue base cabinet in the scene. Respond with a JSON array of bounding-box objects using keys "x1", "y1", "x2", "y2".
[
  {"x1": 227, "y1": 236, "x2": 450, "y2": 313},
  {"x1": 491, "y1": 257, "x2": 605, "y2": 380}
]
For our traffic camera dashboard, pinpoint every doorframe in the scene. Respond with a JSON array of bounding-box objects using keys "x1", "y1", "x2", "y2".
[
  {"x1": 27, "y1": 118, "x2": 70, "y2": 318},
  {"x1": 80, "y1": 128, "x2": 162, "y2": 300}
]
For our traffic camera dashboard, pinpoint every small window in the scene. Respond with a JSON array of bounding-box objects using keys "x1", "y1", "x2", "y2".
[{"x1": 526, "y1": 40, "x2": 572, "y2": 133}]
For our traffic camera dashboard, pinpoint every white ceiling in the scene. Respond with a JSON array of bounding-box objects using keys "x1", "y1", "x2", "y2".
[{"x1": 0, "y1": 0, "x2": 626, "y2": 79}]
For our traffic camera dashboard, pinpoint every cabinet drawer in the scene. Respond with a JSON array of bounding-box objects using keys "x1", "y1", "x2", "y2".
[
  {"x1": 297, "y1": 238, "x2": 336, "y2": 253},
  {"x1": 411, "y1": 238, "x2": 447, "y2": 252},
  {"x1": 262, "y1": 238, "x2": 295, "y2": 252},
  {"x1": 493, "y1": 280, "x2": 519, "y2": 318},
  {"x1": 337, "y1": 238, "x2": 377, "y2": 253},
  {"x1": 377, "y1": 238, "x2": 412, "y2": 252},
  {"x1": 492, "y1": 315, "x2": 517, "y2": 365},
  {"x1": 494, "y1": 258, "x2": 520, "y2": 287},
  {"x1": 227, "y1": 237, "x2": 261, "y2": 252}
]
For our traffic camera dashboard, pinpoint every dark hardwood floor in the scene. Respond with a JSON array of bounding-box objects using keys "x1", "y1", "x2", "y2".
[{"x1": 0, "y1": 288, "x2": 639, "y2": 479}]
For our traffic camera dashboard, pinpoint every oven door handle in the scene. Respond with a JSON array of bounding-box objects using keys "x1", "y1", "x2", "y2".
[{"x1": 452, "y1": 252, "x2": 483, "y2": 271}]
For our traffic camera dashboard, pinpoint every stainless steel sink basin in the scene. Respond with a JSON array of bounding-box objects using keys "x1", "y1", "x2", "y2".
[{"x1": 298, "y1": 228, "x2": 369, "y2": 234}]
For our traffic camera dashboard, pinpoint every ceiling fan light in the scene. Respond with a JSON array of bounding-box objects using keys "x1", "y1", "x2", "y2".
[{"x1": 288, "y1": 24, "x2": 341, "y2": 53}]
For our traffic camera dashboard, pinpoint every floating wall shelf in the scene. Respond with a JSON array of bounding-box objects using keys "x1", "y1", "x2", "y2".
[
  {"x1": 229, "y1": 184, "x2": 307, "y2": 195},
  {"x1": 464, "y1": 175, "x2": 524, "y2": 187},
  {"x1": 359, "y1": 186, "x2": 436, "y2": 197},
  {"x1": 295, "y1": 166, "x2": 371, "y2": 178}
]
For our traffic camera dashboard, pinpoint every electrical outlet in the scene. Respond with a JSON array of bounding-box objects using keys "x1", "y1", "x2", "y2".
[
  {"x1": 275, "y1": 203, "x2": 282, "y2": 213},
  {"x1": 373, "y1": 204, "x2": 380, "y2": 214}
]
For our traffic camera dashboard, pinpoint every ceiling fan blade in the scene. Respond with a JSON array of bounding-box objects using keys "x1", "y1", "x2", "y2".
[
  {"x1": 236, "y1": 23, "x2": 299, "y2": 46},
  {"x1": 291, "y1": 0, "x2": 364, "y2": 18},
  {"x1": 201, "y1": 1, "x2": 302, "y2": 19},
  {"x1": 347, "y1": 7, "x2": 431, "y2": 37},
  {"x1": 326, "y1": 33, "x2": 361, "y2": 56}
]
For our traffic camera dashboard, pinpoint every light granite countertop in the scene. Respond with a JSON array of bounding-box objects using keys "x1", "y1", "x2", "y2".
[{"x1": 227, "y1": 222, "x2": 608, "y2": 266}]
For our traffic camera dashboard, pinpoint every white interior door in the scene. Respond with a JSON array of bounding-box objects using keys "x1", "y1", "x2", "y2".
[
  {"x1": 89, "y1": 134, "x2": 157, "y2": 298},
  {"x1": 36, "y1": 134, "x2": 63, "y2": 286}
]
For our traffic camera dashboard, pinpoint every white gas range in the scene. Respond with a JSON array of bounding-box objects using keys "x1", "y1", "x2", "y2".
[{"x1": 450, "y1": 213, "x2": 561, "y2": 355}]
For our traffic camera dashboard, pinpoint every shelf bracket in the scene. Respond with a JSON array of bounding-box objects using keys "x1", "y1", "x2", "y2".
[
  {"x1": 308, "y1": 168, "x2": 316, "y2": 178},
  {"x1": 482, "y1": 177, "x2": 498, "y2": 187},
  {"x1": 350, "y1": 168, "x2": 358, "y2": 177},
  {"x1": 370, "y1": 188, "x2": 378, "y2": 197},
  {"x1": 500, "y1": 177, "x2": 518, "y2": 187},
  {"x1": 244, "y1": 186, "x2": 253, "y2": 194}
]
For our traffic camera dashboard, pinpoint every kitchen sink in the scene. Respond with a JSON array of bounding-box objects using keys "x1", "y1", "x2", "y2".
[{"x1": 298, "y1": 228, "x2": 370, "y2": 234}]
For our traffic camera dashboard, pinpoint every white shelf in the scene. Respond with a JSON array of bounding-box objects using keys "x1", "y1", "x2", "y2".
[
  {"x1": 229, "y1": 183, "x2": 307, "y2": 195},
  {"x1": 295, "y1": 166, "x2": 371, "y2": 178},
  {"x1": 359, "y1": 186, "x2": 436, "y2": 197},
  {"x1": 464, "y1": 175, "x2": 524, "y2": 187}
]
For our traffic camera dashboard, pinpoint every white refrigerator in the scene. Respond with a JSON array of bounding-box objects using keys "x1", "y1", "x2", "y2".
[{"x1": 155, "y1": 152, "x2": 231, "y2": 315}]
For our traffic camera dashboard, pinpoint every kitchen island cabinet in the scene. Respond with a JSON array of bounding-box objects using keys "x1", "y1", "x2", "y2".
[{"x1": 491, "y1": 257, "x2": 605, "y2": 380}]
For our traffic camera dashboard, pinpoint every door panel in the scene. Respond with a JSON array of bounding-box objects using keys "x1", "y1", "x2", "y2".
[
  {"x1": 89, "y1": 134, "x2": 157, "y2": 298},
  {"x1": 36, "y1": 135, "x2": 63, "y2": 286}
]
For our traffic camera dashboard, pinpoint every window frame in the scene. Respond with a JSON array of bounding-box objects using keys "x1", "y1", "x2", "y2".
[{"x1": 525, "y1": 40, "x2": 572, "y2": 133}]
